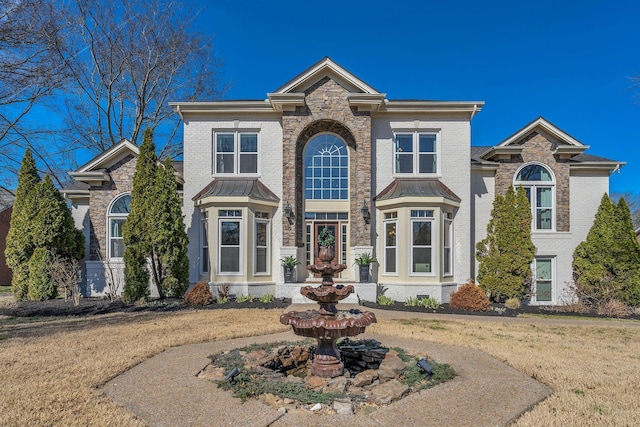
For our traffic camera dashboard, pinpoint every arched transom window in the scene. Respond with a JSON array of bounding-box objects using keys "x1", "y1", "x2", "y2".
[
  {"x1": 514, "y1": 163, "x2": 555, "y2": 231},
  {"x1": 108, "y1": 193, "x2": 130, "y2": 258},
  {"x1": 304, "y1": 134, "x2": 349, "y2": 200}
]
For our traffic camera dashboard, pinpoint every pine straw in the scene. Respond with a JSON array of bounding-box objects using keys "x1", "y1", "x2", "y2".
[
  {"x1": 0, "y1": 309, "x2": 288, "y2": 426},
  {"x1": 1, "y1": 310, "x2": 639, "y2": 426},
  {"x1": 369, "y1": 318, "x2": 640, "y2": 426}
]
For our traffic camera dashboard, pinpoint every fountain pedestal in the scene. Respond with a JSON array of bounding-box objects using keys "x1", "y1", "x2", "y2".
[{"x1": 280, "y1": 255, "x2": 377, "y2": 378}]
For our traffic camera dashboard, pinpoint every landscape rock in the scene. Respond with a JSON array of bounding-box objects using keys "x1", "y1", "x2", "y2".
[
  {"x1": 324, "y1": 376, "x2": 348, "y2": 393},
  {"x1": 351, "y1": 369, "x2": 378, "y2": 387},
  {"x1": 370, "y1": 379, "x2": 409, "y2": 405},
  {"x1": 306, "y1": 375, "x2": 325, "y2": 388},
  {"x1": 197, "y1": 365, "x2": 225, "y2": 380},
  {"x1": 333, "y1": 399, "x2": 353, "y2": 415},
  {"x1": 356, "y1": 405, "x2": 378, "y2": 415},
  {"x1": 309, "y1": 403, "x2": 322, "y2": 412}
]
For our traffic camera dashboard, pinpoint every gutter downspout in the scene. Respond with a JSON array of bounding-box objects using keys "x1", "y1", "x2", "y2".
[
  {"x1": 176, "y1": 105, "x2": 184, "y2": 121},
  {"x1": 469, "y1": 104, "x2": 478, "y2": 122}
]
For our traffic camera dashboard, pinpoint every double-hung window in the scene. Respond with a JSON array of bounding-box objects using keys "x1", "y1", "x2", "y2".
[
  {"x1": 515, "y1": 163, "x2": 554, "y2": 231},
  {"x1": 218, "y1": 210, "x2": 242, "y2": 274},
  {"x1": 108, "y1": 194, "x2": 130, "y2": 259},
  {"x1": 255, "y1": 212, "x2": 270, "y2": 274},
  {"x1": 214, "y1": 132, "x2": 258, "y2": 174},
  {"x1": 533, "y1": 257, "x2": 553, "y2": 302},
  {"x1": 200, "y1": 211, "x2": 209, "y2": 274},
  {"x1": 411, "y1": 210, "x2": 434, "y2": 274},
  {"x1": 443, "y1": 212, "x2": 453, "y2": 276},
  {"x1": 394, "y1": 132, "x2": 438, "y2": 175},
  {"x1": 384, "y1": 212, "x2": 397, "y2": 274}
]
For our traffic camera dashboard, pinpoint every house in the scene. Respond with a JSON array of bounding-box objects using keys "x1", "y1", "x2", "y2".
[
  {"x1": 66, "y1": 57, "x2": 624, "y2": 304},
  {"x1": 0, "y1": 189, "x2": 14, "y2": 286},
  {"x1": 63, "y1": 140, "x2": 183, "y2": 296}
]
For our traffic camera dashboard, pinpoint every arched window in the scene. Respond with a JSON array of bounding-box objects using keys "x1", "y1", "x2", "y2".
[
  {"x1": 304, "y1": 134, "x2": 349, "y2": 200},
  {"x1": 514, "y1": 163, "x2": 555, "y2": 230},
  {"x1": 108, "y1": 194, "x2": 130, "y2": 258}
]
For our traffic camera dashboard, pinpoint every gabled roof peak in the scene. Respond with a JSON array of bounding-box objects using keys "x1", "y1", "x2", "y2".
[
  {"x1": 497, "y1": 117, "x2": 584, "y2": 148},
  {"x1": 271, "y1": 57, "x2": 380, "y2": 95}
]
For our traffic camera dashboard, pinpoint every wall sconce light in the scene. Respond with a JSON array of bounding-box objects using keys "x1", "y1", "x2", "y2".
[
  {"x1": 284, "y1": 201, "x2": 294, "y2": 224},
  {"x1": 361, "y1": 199, "x2": 371, "y2": 224}
]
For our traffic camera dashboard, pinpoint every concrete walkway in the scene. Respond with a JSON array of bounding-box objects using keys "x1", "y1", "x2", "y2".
[{"x1": 102, "y1": 307, "x2": 554, "y2": 427}]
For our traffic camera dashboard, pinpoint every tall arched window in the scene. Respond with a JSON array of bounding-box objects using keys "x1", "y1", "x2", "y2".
[
  {"x1": 514, "y1": 163, "x2": 555, "y2": 231},
  {"x1": 304, "y1": 134, "x2": 349, "y2": 200},
  {"x1": 108, "y1": 193, "x2": 130, "y2": 258}
]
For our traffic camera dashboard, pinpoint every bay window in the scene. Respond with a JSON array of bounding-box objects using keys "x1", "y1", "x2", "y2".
[
  {"x1": 218, "y1": 210, "x2": 242, "y2": 274},
  {"x1": 411, "y1": 210, "x2": 434, "y2": 274},
  {"x1": 384, "y1": 212, "x2": 397, "y2": 274},
  {"x1": 255, "y1": 212, "x2": 270, "y2": 274}
]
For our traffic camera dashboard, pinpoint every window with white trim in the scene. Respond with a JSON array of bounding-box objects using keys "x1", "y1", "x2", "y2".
[
  {"x1": 213, "y1": 132, "x2": 258, "y2": 174},
  {"x1": 304, "y1": 134, "x2": 349, "y2": 200},
  {"x1": 255, "y1": 212, "x2": 270, "y2": 274},
  {"x1": 218, "y1": 210, "x2": 242, "y2": 274},
  {"x1": 411, "y1": 210, "x2": 434, "y2": 274},
  {"x1": 384, "y1": 212, "x2": 397, "y2": 274},
  {"x1": 394, "y1": 132, "x2": 438, "y2": 175},
  {"x1": 515, "y1": 163, "x2": 554, "y2": 231},
  {"x1": 443, "y1": 212, "x2": 453, "y2": 276},
  {"x1": 200, "y1": 210, "x2": 209, "y2": 274},
  {"x1": 108, "y1": 194, "x2": 130, "y2": 259},
  {"x1": 533, "y1": 257, "x2": 553, "y2": 302}
]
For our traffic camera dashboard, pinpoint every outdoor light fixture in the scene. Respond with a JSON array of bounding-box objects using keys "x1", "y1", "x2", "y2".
[
  {"x1": 417, "y1": 357, "x2": 433, "y2": 376},
  {"x1": 361, "y1": 199, "x2": 371, "y2": 224},
  {"x1": 284, "y1": 201, "x2": 294, "y2": 224},
  {"x1": 225, "y1": 367, "x2": 240, "y2": 384}
]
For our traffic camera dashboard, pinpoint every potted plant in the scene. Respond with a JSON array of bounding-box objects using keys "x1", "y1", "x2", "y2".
[
  {"x1": 354, "y1": 253, "x2": 377, "y2": 283},
  {"x1": 317, "y1": 227, "x2": 335, "y2": 263},
  {"x1": 280, "y1": 256, "x2": 299, "y2": 283}
]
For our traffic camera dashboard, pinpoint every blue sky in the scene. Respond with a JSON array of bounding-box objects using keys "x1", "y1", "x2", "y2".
[{"x1": 194, "y1": 0, "x2": 639, "y2": 194}]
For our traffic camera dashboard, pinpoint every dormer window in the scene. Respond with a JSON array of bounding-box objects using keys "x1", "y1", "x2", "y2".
[
  {"x1": 394, "y1": 132, "x2": 438, "y2": 175},
  {"x1": 515, "y1": 163, "x2": 555, "y2": 231}
]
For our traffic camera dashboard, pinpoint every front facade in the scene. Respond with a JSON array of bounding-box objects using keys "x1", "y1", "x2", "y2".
[{"x1": 66, "y1": 58, "x2": 623, "y2": 304}]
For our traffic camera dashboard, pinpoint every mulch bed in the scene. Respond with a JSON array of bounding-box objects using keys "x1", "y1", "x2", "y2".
[
  {"x1": 0, "y1": 297, "x2": 291, "y2": 318},
  {"x1": 360, "y1": 301, "x2": 640, "y2": 321}
]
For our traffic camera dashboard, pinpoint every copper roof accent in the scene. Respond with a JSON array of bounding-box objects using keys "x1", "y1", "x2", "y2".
[
  {"x1": 192, "y1": 178, "x2": 280, "y2": 202},
  {"x1": 375, "y1": 178, "x2": 461, "y2": 202}
]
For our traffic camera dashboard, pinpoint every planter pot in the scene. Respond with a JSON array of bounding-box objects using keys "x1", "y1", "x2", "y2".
[
  {"x1": 283, "y1": 266, "x2": 295, "y2": 283},
  {"x1": 319, "y1": 246, "x2": 335, "y2": 264},
  {"x1": 359, "y1": 264, "x2": 370, "y2": 283}
]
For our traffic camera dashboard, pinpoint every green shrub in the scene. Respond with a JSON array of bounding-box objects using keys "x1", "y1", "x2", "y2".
[
  {"x1": 419, "y1": 297, "x2": 440, "y2": 309},
  {"x1": 184, "y1": 282, "x2": 213, "y2": 306},
  {"x1": 161, "y1": 276, "x2": 186, "y2": 299},
  {"x1": 449, "y1": 280, "x2": 490, "y2": 311},
  {"x1": 377, "y1": 295, "x2": 394, "y2": 305},
  {"x1": 236, "y1": 294, "x2": 253, "y2": 303},
  {"x1": 405, "y1": 297, "x2": 420, "y2": 306},
  {"x1": 27, "y1": 247, "x2": 56, "y2": 301},
  {"x1": 259, "y1": 293, "x2": 275, "y2": 303}
]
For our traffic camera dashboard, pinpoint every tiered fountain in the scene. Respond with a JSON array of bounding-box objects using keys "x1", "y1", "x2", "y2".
[{"x1": 280, "y1": 229, "x2": 377, "y2": 378}]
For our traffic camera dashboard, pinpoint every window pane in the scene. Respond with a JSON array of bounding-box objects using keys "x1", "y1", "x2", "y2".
[
  {"x1": 537, "y1": 187, "x2": 552, "y2": 208},
  {"x1": 412, "y1": 221, "x2": 431, "y2": 245},
  {"x1": 419, "y1": 134, "x2": 436, "y2": 153},
  {"x1": 386, "y1": 222, "x2": 396, "y2": 246},
  {"x1": 240, "y1": 134, "x2": 257, "y2": 152},
  {"x1": 216, "y1": 134, "x2": 234, "y2": 152},
  {"x1": 396, "y1": 153, "x2": 413, "y2": 173},
  {"x1": 418, "y1": 154, "x2": 436, "y2": 173},
  {"x1": 256, "y1": 222, "x2": 267, "y2": 246},
  {"x1": 111, "y1": 219, "x2": 126, "y2": 238},
  {"x1": 516, "y1": 164, "x2": 553, "y2": 182},
  {"x1": 220, "y1": 247, "x2": 240, "y2": 272},
  {"x1": 537, "y1": 209, "x2": 552, "y2": 229},
  {"x1": 202, "y1": 247, "x2": 209, "y2": 273},
  {"x1": 217, "y1": 154, "x2": 234, "y2": 173},
  {"x1": 385, "y1": 248, "x2": 396, "y2": 273},
  {"x1": 536, "y1": 281, "x2": 552, "y2": 301},
  {"x1": 256, "y1": 248, "x2": 267, "y2": 273},
  {"x1": 304, "y1": 134, "x2": 348, "y2": 200},
  {"x1": 395, "y1": 134, "x2": 413, "y2": 153},
  {"x1": 239, "y1": 153, "x2": 257, "y2": 173},
  {"x1": 444, "y1": 248, "x2": 451, "y2": 274},
  {"x1": 220, "y1": 221, "x2": 240, "y2": 245},
  {"x1": 536, "y1": 259, "x2": 552, "y2": 280},
  {"x1": 111, "y1": 195, "x2": 131, "y2": 214},
  {"x1": 110, "y1": 239, "x2": 125, "y2": 258},
  {"x1": 413, "y1": 248, "x2": 431, "y2": 273}
]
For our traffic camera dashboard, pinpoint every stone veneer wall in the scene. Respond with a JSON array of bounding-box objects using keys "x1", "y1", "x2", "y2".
[
  {"x1": 88, "y1": 155, "x2": 137, "y2": 259},
  {"x1": 494, "y1": 132, "x2": 570, "y2": 232},
  {"x1": 281, "y1": 77, "x2": 372, "y2": 247}
]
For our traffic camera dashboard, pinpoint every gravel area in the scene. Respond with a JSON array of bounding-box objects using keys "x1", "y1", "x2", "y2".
[{"x1": 102, "y1": 328, "x2": 550, "y2": 427}]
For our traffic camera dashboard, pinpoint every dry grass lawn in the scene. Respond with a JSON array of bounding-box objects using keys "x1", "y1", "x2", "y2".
[{"x1": 1, "y1": 308, "x2": 639, "y2": 426}]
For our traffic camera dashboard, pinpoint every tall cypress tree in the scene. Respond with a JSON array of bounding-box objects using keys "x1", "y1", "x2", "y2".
[
  {"x1": 5, "y1": 148, "x2": 41, "y2": 300},
  {"x1": 476, "y1": 186, "x2": 536, "y2": 301},
  {"x1": 122, "y1": 128, "x2": 157, "y2": 302},
  {"x1": 151, "y1": 157, "x2": 189, "y2": 298},
  {"x1": 576, "y1": 195, "x2": 640, "y2": 305}
]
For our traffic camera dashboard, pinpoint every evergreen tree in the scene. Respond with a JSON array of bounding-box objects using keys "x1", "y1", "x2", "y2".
[
  {"x1": 151, "y1": 158, "x2": 189, "y2": 298},
  {"x1": 574, "y1": 194, "x2": 640, "y2": 305},
  {"x1": 5, "y1": 148, "x2": 41, "y2": 300},
  {"x1": 476, "y1": 186, "x2": 536, "y2": 301},
  {"x1": 26, "y1": 247, "x2": 56, "y2": 301},
  {"x1": 122, "y1": 128, "x2": 157, "y2": 302}
]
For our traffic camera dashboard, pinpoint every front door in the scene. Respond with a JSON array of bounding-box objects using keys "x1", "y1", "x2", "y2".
[{"x1": 314, "y1": 222, "x2": 339, "y2": 267}]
